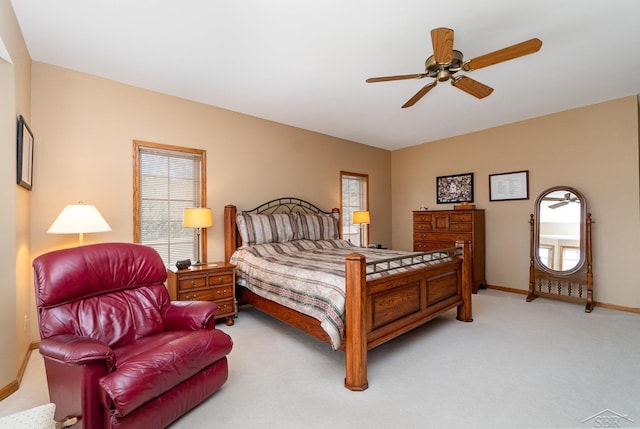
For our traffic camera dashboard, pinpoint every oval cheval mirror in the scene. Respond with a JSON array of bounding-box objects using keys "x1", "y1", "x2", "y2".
[{"x1": 526, "y1": 186, "x2": 594, "y2": 312}]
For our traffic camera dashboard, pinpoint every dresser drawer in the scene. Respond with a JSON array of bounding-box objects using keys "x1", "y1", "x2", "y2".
[
  {"x1": 419, "y1": 232, "x2": 472, "y2": 243},
  {"x1": 450, "y1": 212, "x2": 472, "y2": 222},
  {"x1": 414, "y1": 222, "x2": 433, "y2": 232},
  {"x1": 450, "y1": 222, "x2": 472, "y2": 232},
  {"x1": 208, "y1": 273, "x2": 233, "y2": 286},
  {"x1": 178, "y1": 276, "x2": 207, "y2": 291},
  {"x1": 413, "y1": 213, "x2": 432, "y2": 223}
]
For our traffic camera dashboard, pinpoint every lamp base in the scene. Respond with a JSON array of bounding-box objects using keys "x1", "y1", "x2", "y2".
[{"x1": 192, "y1": 261, "x2": 207, "y2": 266}]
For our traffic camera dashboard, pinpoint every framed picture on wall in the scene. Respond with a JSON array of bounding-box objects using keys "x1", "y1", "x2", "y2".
[
  {"x1": 489, "y1": 170, "x2": 529, "y2": 201},
  {"x1": 436, "y1": 172, "x2": 474, "y2": 204},
  {"x1": 17, "y1": 115, "x2": 34, "y2": 191}
]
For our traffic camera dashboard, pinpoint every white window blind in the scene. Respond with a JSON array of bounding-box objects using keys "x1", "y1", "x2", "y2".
[{"x1": 135, "y1": 143, "x2": 204, "y2": 265}]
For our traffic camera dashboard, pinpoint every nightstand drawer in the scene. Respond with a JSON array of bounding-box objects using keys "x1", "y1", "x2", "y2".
[
  {"x1": 178, "y1": 276, "x2": 207, "y2": 290},
  {"x1": 179, "y1": 288, "x2": 220, "y2": 301},
  {"x1": 211, "y1": 284, "x2": 233, "y2": 299},
  {"x1": 214, "y1": 298, "x2": 235, "y2": 316},
  {"x1": 208, "y1": 273, "x2": 233, "y2": 286}
]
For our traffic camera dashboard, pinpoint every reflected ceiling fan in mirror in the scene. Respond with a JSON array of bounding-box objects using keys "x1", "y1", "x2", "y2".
[
  {"x1": 366, "y1": 27, "x2": 542, "y2": 108},
  {"x1": 545, "y1": 192, "x2": 580, "y2": 209}
]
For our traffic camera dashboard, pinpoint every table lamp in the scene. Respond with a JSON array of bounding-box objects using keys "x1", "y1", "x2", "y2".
[
  {"x1": 352, "y1": 210, "x2": 370, "y2": 247},
  {"x1": 183, "y1": 207, "x2": 213, "y2": 265}
]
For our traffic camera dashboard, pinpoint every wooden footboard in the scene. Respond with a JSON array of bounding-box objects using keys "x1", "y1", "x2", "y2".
[
  {"x1": 343, "y1": 241, "x2": 472, "y2": 390},
  {"x1": 224, "y1": 202, "x2": 472, "y2": 391}
]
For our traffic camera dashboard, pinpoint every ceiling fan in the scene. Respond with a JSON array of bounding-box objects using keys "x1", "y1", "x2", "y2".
[
  {"x1": 366, "y1": 27, "x2": 542, "y2": 108},
  {"x1": 545, "y1": 193, "x2": 580, "y2": 209}
]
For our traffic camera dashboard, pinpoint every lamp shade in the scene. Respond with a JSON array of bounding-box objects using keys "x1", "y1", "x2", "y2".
[
  {"x1": 352, "y1": 211, "x2": 370, "y2": 224},
  {"x1": 47, "y1": 202, "x2": 112, "y2": 234},
  {"x1": 183, "y1": 208, "x2": 213, "y2": 228}
]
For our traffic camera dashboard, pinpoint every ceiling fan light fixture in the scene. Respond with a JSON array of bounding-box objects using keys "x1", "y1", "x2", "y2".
[{"x1": 437, "y1": 69, "x2": 451, "y2": 82}]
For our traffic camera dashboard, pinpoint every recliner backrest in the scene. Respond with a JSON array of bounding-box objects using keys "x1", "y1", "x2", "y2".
[{"x1": 33, "y1": 242, "x2": 169, "y2": 348}]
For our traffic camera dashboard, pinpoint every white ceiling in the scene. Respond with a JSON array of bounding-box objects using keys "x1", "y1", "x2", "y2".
[{"x1": 10, "y1": 0, "x2": 640, "y2": 150}]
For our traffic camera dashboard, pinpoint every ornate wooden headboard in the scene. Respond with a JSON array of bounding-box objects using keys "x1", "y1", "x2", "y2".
[{"x1": 223, "y1": 197, "x2": 341, "y2": 262}]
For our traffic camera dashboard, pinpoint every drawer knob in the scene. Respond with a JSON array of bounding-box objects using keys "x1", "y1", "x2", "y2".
[
  {"x1": 191, "y1": 280, "x2": 196, "y2": 286},
  {"x1": 217, "y1": 276, "x2": 223, "y2": 283}
]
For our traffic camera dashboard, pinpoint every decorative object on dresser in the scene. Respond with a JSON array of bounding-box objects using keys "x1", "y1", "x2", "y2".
[
  {"x1": 436, "y1": 172, "x2": 474, "y2": 204},
  {"x1": 167, "y1": 262, "x2": 237, "y2": 325},
  {"x1": 225, "y1": 197, "x2": 473, "y2": 391},
  {"x1": 527, "y1": 186, "x2": 594, "y2": 312},
  {"x1": 413, "y1": 208, "x2": 486, "y2": 293}
]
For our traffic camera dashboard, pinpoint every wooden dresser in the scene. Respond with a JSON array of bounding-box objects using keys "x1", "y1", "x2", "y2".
[
  {"x1": 413, "y1": 209, "x2": 486, "y2": 293},
  {"x1": 166, "y1": 262, "x2": 237, "y2": 325}
]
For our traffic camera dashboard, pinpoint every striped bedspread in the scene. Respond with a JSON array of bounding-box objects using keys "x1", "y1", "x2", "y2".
[{"x1": 231, "y1": 239, "x2": 451, "y2": 350}]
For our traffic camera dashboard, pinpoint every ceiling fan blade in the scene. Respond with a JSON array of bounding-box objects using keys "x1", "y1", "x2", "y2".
[
  {"x1": 451, "y1": 76, "x2": 494, "y2": 99},
  {"x1": 549, "y1": 201, "x2": 568, "y2": 209},
  {"x1": 431, "y1": 27, "x2": 454, "y2": 64},
  {"x1": 463, "y1": 38, "x2": 542, "y2": 71},
  {"x1": 366, "y1": 73, "x2": 427, "y2": 83},
  {"x1": 401, "y1": 81, "x2": 437, "y2": 108}
]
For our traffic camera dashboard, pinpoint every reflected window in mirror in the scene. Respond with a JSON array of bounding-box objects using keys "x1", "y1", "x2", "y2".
[
  {"x1": 538, "y1": 245, "x2": 554, "y2": 269},
  {"x1": 560, "y1": 246, "x2": 580, "y2": 271}
]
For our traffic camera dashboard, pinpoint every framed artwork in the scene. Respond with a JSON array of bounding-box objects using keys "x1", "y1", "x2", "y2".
[
  {"x1": 489, "y1": 170, "x2": 529, "y2": 201},
  {"x1": 17, "y1": 115, "x2": 34, "y2": 190},
  {"x1": 436, "y1": 172, "x2": 474, "y2": 204}
]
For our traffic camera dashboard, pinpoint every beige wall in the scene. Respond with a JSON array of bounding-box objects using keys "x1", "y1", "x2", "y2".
[
  {"x1": 392, "y1": 96, "x2": 640, "y2": 308},
  {"x1": 0, "y1": 0, "x2": 32, "y2": 392}
]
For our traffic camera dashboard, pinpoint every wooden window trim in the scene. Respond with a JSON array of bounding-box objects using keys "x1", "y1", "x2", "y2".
[{"x1": 133, "y1": 140, "x2": 208, "y2": 263}]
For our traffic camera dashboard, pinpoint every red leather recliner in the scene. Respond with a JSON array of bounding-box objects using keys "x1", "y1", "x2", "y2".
[{"x1": 33, "y1": 242, "x2": 233, "y2": 429}]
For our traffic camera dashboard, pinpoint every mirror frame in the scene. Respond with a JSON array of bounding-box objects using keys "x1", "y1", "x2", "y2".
[{"x1": 533, "y1": 185, "x2": 587, "y2": 276}]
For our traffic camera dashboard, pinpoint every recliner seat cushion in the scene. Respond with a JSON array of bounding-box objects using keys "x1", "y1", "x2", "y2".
[{"x1": 99, "y1": 329, "x2": 233, "y2": 417}]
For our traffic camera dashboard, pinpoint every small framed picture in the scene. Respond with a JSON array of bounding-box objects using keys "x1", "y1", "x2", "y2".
[
  {"x1": 489, "y1": 170, "x2": 529, "y2": 201},
  {"x1": 17, "y1": 115, "x2": 34, "y2": 191},
  {"x1": 436, "y1": 173, "x2": 474, "y2": 204}
]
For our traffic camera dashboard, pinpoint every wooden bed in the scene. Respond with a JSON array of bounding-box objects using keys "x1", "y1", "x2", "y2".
[{"x1": 224, "y1": 198, "x2": 473, "y2": 391}]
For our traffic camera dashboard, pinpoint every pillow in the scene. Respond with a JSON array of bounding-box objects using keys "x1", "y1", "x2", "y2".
[
  {"x1": 236, "y1": 212, "x2": 298, "y2": 245},
  {"x1": 296, "y1": 212, "x2": 339, "y2": 240}
]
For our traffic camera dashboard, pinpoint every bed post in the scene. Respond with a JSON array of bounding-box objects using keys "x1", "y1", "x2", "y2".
[
  {"x1": 344, "y1": 253, "x2": 368, "y2": 391},
  {"x1": 224, "y1": 205, "x2": 237, "y2": 263},
  {"x1": 456, "y1": 240, "x2": 473, "y2": 322}
]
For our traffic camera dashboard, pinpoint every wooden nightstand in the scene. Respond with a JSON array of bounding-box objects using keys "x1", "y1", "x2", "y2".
[{"x1": 166, "y1": 262, "x2": 237, "y2": 326}]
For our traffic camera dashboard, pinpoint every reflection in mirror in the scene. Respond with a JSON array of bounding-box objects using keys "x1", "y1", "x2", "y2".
[{"x1": 538, "y1": 190, "x2": 581, "y2": 271}]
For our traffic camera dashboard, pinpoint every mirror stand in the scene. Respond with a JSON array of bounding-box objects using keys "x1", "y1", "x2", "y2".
[{"x1": 526, "y1": 186, "x2": 594, "y2": 312}]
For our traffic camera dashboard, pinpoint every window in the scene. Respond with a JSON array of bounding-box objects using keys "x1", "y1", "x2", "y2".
[
  {"x1": 133, "y1": 141, "x2": 207, "y2": 266},
  {"x1": 538, "y1": 245, "x2": 554, "y2": 269},
  {"x1": 341, "y1": 171, "x2": 368, "y2": 246},
  {"x1": 560, "y1": 246, "x2": 580, "y2": 271}
]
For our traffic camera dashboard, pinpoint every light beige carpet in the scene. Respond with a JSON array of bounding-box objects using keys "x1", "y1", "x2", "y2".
[{"x1": 2, "y1": 289, "x2": 639, "y2": 428}]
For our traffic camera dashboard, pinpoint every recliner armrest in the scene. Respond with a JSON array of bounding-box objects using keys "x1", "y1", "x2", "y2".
[
  {"x1": 39, "y1": 334, "x2": 116, "y2": 371},
  {"x1": 163, "y1": 301, "x2": 219, "y2": 330}
]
